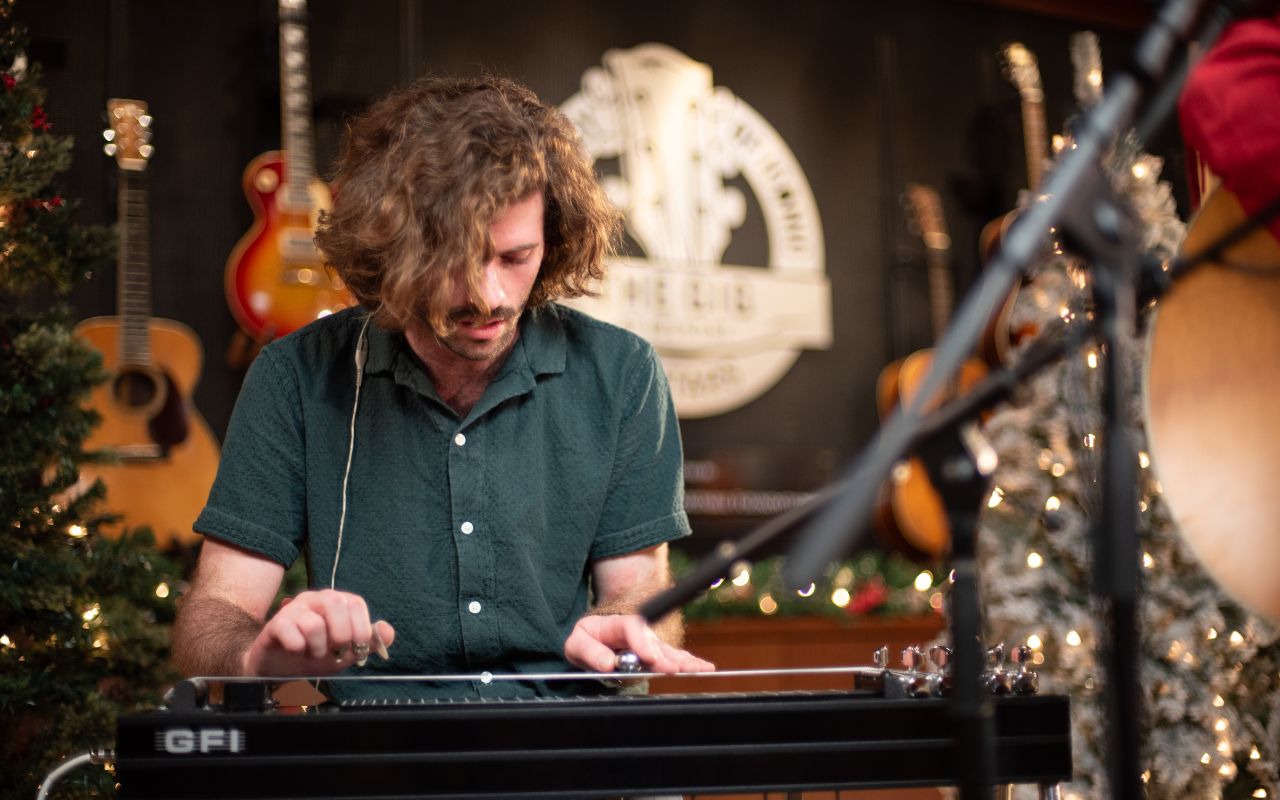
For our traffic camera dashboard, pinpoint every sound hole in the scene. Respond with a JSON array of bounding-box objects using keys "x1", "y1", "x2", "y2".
[{"x1": 113, "y1": 369, "x2": 159, "y2": 409}]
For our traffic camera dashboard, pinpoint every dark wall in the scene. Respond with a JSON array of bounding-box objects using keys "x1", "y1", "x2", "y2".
[{"x1": 19, "y1": 0, "x2": 1185, "y2": 554}]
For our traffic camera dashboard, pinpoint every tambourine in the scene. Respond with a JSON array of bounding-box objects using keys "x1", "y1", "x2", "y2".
[{"x1": 1144, "y1": 188, "x2": 1280, "y2": 620}]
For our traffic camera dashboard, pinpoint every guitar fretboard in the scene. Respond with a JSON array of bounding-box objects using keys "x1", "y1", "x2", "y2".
[
  {"x1": 117, "y1": 170, "x2": 152, "y2": 367},
  {"x1": 279, "y1": 0, "x2": 317, "y2": 210}
]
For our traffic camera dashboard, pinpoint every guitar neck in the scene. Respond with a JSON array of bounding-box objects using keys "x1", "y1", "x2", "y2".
[
  {"x1": 1020, "y1": 92, "x2": 1048, "y2": 191},
  {"x1": 117, "y1": 170, "x2": 152, "y2": 367},
  {"x1": 279, "y1": 0, "x2": 318, "y2": 208},
  {"x1": 925, "y1": 247, "x2": 953, "y2": 340}
]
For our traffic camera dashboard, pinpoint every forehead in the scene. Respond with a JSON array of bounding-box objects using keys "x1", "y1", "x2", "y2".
[{"x1": 490, "y1": 193, "x2": 545, "y2": 248}]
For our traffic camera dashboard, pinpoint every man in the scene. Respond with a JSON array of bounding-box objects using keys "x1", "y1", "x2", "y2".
[{"x1": 171, "y1": 75, "x2": 713, "y2": 701}]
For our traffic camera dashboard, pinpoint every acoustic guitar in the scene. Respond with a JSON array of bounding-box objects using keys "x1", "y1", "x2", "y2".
[
  {"x1": 75, "y1": 99, "x2": 220, "y2": 549},
  {"x1": 1145, "y1": 186, "x2": 1280, "y2": 621},
  {"x1": 875, "y1": 184, "x2": 989, "y2": 560},
  {"x1": 977, "y1": 42, "x2": 1050, "y2": 366},
  {"x1": 224, "y1": 0, "x2": 350, "y2": 361}
]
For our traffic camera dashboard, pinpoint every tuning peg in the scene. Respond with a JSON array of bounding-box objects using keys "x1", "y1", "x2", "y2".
[
  {"x1": 102, "y1": 129, "x2": 116, "y2": 142},
  {"x1": 929, "y1": 645, "x2": 952, "y2": 672},
  {"x1": 103, "y1": 142, "x2": 117, "y2": 157},
  {"x1": 984, "y1": 642, "x2": 1013, "y2": 695},
  {"x1": 986, "y1": 642, "x2": 1005, "y2": 668},
  {"x1": 139, "y1": 144, "x2": 155, "y2": 159},
  {"x1": 138, "y1": 113, "x2": 153, "y2": 128},
  {"x1": 1012, "y1": 645, "x2": 1039, "y2": 694},
  {"x1": 873, "y1": 645, "x2": 889, "y2": 670},
  {"x1": 901, "y1": 646, "x2": 925, "y2": 672}
]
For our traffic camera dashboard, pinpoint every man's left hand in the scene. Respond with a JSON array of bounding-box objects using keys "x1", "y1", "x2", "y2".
[{"x1": 564, "y1": 614, "x2": 715, "y2": 674}]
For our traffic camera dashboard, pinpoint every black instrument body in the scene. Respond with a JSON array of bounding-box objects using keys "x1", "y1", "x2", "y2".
[{"x1": 115, "y1": 689, "x2": 1072, "y2": 799}]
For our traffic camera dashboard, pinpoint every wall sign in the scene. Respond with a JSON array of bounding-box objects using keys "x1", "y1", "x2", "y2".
[{"x1": 562, "y1": 43, "x2": 832, "y2": 418}]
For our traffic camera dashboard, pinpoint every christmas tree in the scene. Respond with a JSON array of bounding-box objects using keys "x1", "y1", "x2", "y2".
[
  {"x1": 978, "y1": 133, "x2": 1280, "y2": 798},
  {"x1": 0, "y1": 3, "x2": 180, "y2": 797}
]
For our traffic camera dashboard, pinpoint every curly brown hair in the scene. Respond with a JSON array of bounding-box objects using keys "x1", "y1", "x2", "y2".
[{"x1": 315, "y1": 75, "x2": 621, "y2": 333}]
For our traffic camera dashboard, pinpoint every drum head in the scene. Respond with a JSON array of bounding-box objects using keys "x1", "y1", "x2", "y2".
[{"x1": 1145, "y1": 189, "x2": 1280, "y2": 620}]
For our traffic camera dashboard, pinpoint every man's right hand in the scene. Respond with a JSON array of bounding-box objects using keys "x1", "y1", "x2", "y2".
[{"x1": 242, "y1": 589, "x2": 396, "y2": 677}]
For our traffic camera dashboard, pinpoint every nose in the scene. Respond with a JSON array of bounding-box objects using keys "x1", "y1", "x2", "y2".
[{"x1": 473, "y1": 260, "x2": 507, "y2": 311}]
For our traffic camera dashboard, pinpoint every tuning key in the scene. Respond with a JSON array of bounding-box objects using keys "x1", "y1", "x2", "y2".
[
  {"x1": 873, "y1": 645, "x2": 889, "y2": 670},
  {"x1": 900, "y1": 646, "x2": 925, "y2": 672},
  {"x1": 1012, "y1": 644, "x2": 1039, "y2": 694},
  {"x1": 984, "y1": 642, "x2": 1013, "y2": 695}
]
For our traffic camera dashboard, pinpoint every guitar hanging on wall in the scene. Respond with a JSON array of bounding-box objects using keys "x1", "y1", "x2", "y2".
[
  {"x1": 874, "y1": 184, "x2": 989, "y2": 560},
  {"x1": 224, "y1": 0, "x2": 350, "y2": 364},
  {"x1": 977, "y1": 41, "x2": 1050, "y2": 366},
  {"x1": 75, "y1": 99, "x2": 220, "y2": 550}
]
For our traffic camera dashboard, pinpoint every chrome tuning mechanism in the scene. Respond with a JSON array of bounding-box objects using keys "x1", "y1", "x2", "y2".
[
  {"x1": 928, "y1": 645, "x2": 953, "y2": 694},
  {"x1": 1011, "y1": 644, "x2": 1040, "y2": 695},
  {"x1": 894, "y1": 645, "x2": 938, "y2": 698},
  {"x1": 983, "y1": 642, "x2": 1014, "y2": 695}
]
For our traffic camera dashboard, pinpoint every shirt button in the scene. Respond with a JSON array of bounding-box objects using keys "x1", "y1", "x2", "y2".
[
  {"x1": 460, "y1": 521, "x2": 474, "y2": 535},
  {"x1": 454, "y1": 433, "x2": 466, "y2": 446},
  {"x1": 468, "y1": 600, "x2": 482, "y2": 614}
]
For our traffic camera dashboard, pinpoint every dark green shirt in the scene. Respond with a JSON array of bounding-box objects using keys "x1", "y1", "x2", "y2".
[{"x1": 195, "y1": 304, "x2": 690, "y2": 700}]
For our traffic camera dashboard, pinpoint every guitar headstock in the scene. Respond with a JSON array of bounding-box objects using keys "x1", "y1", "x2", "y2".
[
  {"x1": 1000, "y1": 42, "x2": 1043, "y2": 104},
  {"x1": 903, "y1": 183, "x2": 951, "y2": 255},
  {"x1": 1070, "y1": 31, "x2": 1104, "y2": 109},
  {"x1": 103, "y1": 98, "x2": 153, "y2": 172}
]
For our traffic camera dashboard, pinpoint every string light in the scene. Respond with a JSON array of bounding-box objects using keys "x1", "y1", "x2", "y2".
[
  {"x1": 155, "y1": 582, "x2": 170, "y2": 599},
  {"x1": 1143, "y1": 552, "x2": 1155, "y2": 569},
  {"x1": 1087, "y1": 351, "x2": 1099, "y2": 369},
  {"x1": 1132, "y1": 162, "x2": 1149, "y2": 179},
  {"x1": 758, "y1": 595, "x2": 778, "y2": 615},
  {"x1": 1026, "y1": 634, "x2": 1043, "y2": 650},
  {"x1": 1066, "y1": 630, "x2": 1082, "y2": 647},
  {"x1": 1219, "y1": 763, "x2": 1237, "y2": 779},
  {"x1": 929, "y1": 592, "x2": 943, "y2": 611},
  {"x1": 1138, "y1": 451, "x2": 1151, "y2": 469},
  {"x1": 1208, "y1": 627, "x2": 1218, "y2": 640},
  {"x1": 913, "y1": 571, "x2": 933, "y2": 592},
  {"x1": 1217, "y1": 740, "x2": 1231, "y2": 755},
  {"x1": 1141, "y1": 771, "x2": 1151, "y2": 784},
  {"x1": 1215, "y1": 718, "x2": 1229, "y2": 732},
  {"x1": 1253, "y1": 790, "x2": 1267, "y2": 799},
  {"x1": 0, "y1": 634, "x2": 12, "y2": 648},
  {"x1": 1083, "y1": 433, "x2": 1096, "y2": 448},
  {"x1": 831, "y1": 588, "x2": 851, "y2": 608},
  {"x1": 1026, "y1": 552, "x2": 1044, "y2": 569},
  {"x1": 1201, "y1": 753, "x2": 1212, "y2": 765},
  {"x1": 1214, "y1": 695, "x2": 1226, "y2": 707},
  {"x1": 66, "y1": 524, "x2": 86, "y2": 538},
  {"x1": 1251, "y1": 746, "x2": 1262, "y2": 760},
  {"x1": 987, "y1": 487, "x2": 1004, "y2": 508},
  {"x1": 795, "y1": 583, "x2": 815, "y2": 598},
  {"x1": 81, "y1": 604, "x2": 100, "y2": 623},
  {"x1": 1044, "y1": 496, "x2": 1061, "y2": 512},
  {"x1": 708, "y1": 577, "x2": 724, "y2": 589},
  {"x1": 1230, "y1": 630, "x2": 1245, "y2": 646},
  {"x1": 731, "y1": 566, "x2": 750, "y2": 587}
]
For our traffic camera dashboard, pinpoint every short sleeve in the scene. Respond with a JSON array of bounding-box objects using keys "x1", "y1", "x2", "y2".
[
  {"x1": 194, "y1": 346, "x2": 307, "y2": 565},
  {"x1": 589, "y1": 342, "x2": 691, "y2": 560}
]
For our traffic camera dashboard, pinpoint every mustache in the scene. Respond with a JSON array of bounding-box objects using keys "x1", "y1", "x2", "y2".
[{"x1": 446, "y1": 304, "x2": 519, "y2": 324}]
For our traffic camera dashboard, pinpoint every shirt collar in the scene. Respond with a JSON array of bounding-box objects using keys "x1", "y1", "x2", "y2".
[{"x1": 362, "y1": 304, "x2": 568, "y2": 404}]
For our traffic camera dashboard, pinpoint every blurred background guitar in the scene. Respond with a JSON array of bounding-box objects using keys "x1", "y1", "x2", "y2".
[
  {"x1": 977, "y1": 41, "x2": 1050, "y2": 366},
  {"x1": 75, "y1": 99, "x2": 220, "y2": 550},
  {"x1": 224, "y1": 0, "x2": 350, "y2": 365},
  {"x1": 875, "y1": 184, "x2": 988, "y2": 561}
]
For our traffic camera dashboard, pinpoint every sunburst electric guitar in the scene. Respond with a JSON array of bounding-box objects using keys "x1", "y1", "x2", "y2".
[
  {"x1": 75, "y1": 99, "x2": 220, "y2": 549},
  {"x1": 224, "y1": 0, "x2": 350, "y2": 361}
]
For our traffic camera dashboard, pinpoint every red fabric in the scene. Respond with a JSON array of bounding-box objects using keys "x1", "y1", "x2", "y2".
[{"x1": 1178, "y1": 14, "x2": 1280, "y2": 239}]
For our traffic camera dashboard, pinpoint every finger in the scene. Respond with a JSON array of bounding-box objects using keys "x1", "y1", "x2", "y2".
[
  {"x1": 344, "y1": 595, "x2": 373, "y2": 664},
  {"x1": 655, "y1": 640, "x2": 716, "y2": 673},
  {"x1": 372, "y1": 620, "x2": 395, "y2": 659},
  {"x1": 293, "y1": 609, "x2": 332, "y2": 660},
  {"x1": 564, "y1": 624, "x2": 623, "y2": 673},
  {"x1": 315, "y1": 590, "x2": 354, "y2": 652}
]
